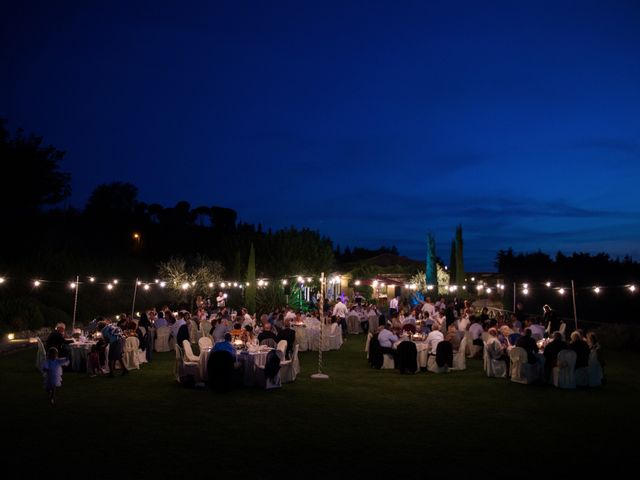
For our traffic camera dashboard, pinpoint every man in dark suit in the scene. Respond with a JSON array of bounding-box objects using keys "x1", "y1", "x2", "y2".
[{"x1": 276, "y1": 319, "x2": 296, "y2": 359}]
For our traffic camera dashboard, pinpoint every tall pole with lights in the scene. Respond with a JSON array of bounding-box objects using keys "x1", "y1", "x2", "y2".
[
  {"x1": 71, "y1": 275, "x2": 79, "y2": 331},
  {"x1": 311, "y1": 272, "x2": 329, "y2": 380}
]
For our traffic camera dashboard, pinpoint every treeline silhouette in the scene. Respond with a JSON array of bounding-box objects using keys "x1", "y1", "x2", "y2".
[{"x1": 496, "y1": 248, "x2": 640, "y2": 324}]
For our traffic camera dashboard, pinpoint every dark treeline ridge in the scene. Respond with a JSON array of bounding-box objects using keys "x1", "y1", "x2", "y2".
[{"x1": 495, "y1": 248, "x2": 640, "y2": 325}]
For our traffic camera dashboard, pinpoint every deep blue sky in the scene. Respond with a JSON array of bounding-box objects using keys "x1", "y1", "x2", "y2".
[{"x1": 2, "y1": 0, "x2": 639, "y2": 270}]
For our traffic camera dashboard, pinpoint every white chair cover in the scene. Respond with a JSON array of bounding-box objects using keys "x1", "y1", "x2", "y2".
[
  {"x1": 276, "y1": 340, "x2": 288, "y2": 357},
  {"x1": 280, "y1": 344, "x2": 300, "y2": 383},
  {"x1": 575, "y1": 367, "x2": 589, "y2": 387},
  {"x1": 174, "y1": 345, "x2": 200, "y2": 384},
  {"x1": 364, "y1": 332, "x2": 372, "y2": 359},
  {"x1": 451, "y1": 333, "x2": 468, "y2": 371},
  {"x1": 123, "y1": 336, "x2": 140, "y2": 370},
  {"x1": 198, "y1": 337, "x2": 213, "y2": 351},
  {"x1": 199, "y1": 321, "x2": 212, "y2": 338},
  {"x1": 155, "y1": 326, "x2": 171, "y2": 352},
  {"x1": 382, "y1": 354, "x2": 395, "y2": 369},
  {"x1": 182, "y1": 339, "x2": 200, "y2": 362},
  {"x1": 587, "y1": 350, "x2": 603, "y2": 387},
  {"x1": 294, "y1": 326, "x2": 308, "y2": 352},
  {"x1": 36, "y1": 338, "x2": 47, "y2": 372},
  {"x1": 322, "y1": 324, "x2": 343, "y2": 351},
  {"x1": 552, "y1": 349, "x2": 577, "y2": 389},
  {"x1": 483, "y1": 340, "x2": 507, "y2": 378},
  {"x1": 188, "y1": 319, "x2": 199, "y2": 344},
  {"x1": 368, "y1": 315, "x2": 378, "y2": 334},
  {"x1": 347, "y1": 315, "x2": 360, "y2": 334},
  {"x1": 427, "y1": 354, "x2": 449, "y2": 374},
  {"x1": 509, "y1": 347, "x2": 529, "y2": 384}
]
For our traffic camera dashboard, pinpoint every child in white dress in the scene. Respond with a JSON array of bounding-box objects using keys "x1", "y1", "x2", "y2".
[{"x1": 42, "y1": 347, "x2": 70, "y2": 404}]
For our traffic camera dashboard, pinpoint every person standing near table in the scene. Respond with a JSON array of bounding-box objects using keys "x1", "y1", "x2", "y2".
[
  {"x1": 101, "y1": 320, "x2": 129, "y2": 377},
  {"x1": 332, "y1": 297, "x2": 349, "y2": 336},
  {"x1": 217, "y1": 291, "x2": 226, "y2": 309},
  {"x1": 45, "y1": 323, "x2": 73, "y2": 360}
]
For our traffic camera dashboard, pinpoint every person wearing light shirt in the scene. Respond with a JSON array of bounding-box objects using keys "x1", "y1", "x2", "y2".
[
  {"x1": 422, "y1": 298, "x2": 436, "y2": 319},
  {"x1": 469, "y1": 318, "x2": 484, "y2": 341},
  {"x1": 426, "y1": 326, "x2": 444, "y2": 355},
  {"x1": 241, "y1": 308, "x2": 254, "y2": 328},
  {"x1": 332, "y1": 299, "x2": 349, "y2": 336},
  {"x1": 171, "y1": 315, "x2": 186, "y2": 340},
  {"x1": 377, "y1": 325, "x2": 399, "y2": 348},
  {"x1": 389, "y1": 296, "x2": 399, "y2": 316}
]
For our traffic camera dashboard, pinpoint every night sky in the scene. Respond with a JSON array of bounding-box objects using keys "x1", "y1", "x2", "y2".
[{"x1": 2, "y1": 1, "x2": 639, "y2": 271}]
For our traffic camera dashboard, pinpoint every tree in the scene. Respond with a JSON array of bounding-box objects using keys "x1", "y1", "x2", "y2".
[
  {"x1": 245, "y1": 243, "x2": 256, "y2": 313},
  {"x1": 426, "y1": 233, "x2": 437, "y2": 288},
  {"x1": 84, "y1": 182, "x2": 138, "y2": 218},
  {"x1": 0, "y1": 119, "x2": 70, "y2": 219},
  {"x1": 449, "y1": 240, "x2": 457, "y2": 284},
  {"x1": 158, "y1": 255, "x2": 224, "y2": 305},
  {"x1": 455, "y1": 224, "x2": 465, "y2": 285},
  {"x1": 209, "y1": 206, "x2": 237, "y2": 232}
]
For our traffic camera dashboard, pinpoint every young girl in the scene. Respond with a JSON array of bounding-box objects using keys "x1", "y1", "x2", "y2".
[{"x1": 42, "y1": 347, "x2": 69, "y2": 404}]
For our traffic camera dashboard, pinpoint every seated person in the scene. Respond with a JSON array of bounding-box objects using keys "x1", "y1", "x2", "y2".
[
  {"x1": 230, "y1": 323, "x2": 243, "y2": 338},
  {"x1": 543, "y1": 331, "x2": 568, "y2": 382},
  {"x1": 241, "y1": 325, "x2": 257, "y2": 345},
  {"x1": 258, "y1": 322, "x2": 278, "y2": 344},
  {"x1": 213, "y1": 333, "x2": 237, "y2": 360},
  {"x1": 515, "y1": 328, "x2": 539, "y2": 364},
  {"x1": 486, "y1": 327, "x2": 510, "y2": 375},
  {"x1": 445, "y1": 324, "x2": 461, "y2": 352},
  {"x1": 569, "y1": 331, "x2": 590, "y2": 369},
  {"x1": 426, "y1": 325, "x2": 444, "y2": 355},
  {"x1": 276, "y1": 319, "x2": 296, "y2": 359}
]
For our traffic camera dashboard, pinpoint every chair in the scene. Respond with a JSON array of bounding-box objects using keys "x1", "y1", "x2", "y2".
[
  {"x1": 396, "y1": 341, "x2": 418, "y2": 374},
  {"x1": 451, "y1": 333, "x2": 468, "y2": 371},
  {"x1": 36, "y1": 337, "x2": 47, "y2": 372},
  {"x1": 155, "y1": 326, "x2": 171, "y2": 352},
  {"x1": 347, "y1": 315, "x2": 359, "y2": 334},
  {"x1": 280, "y1": 344, "x2": 299, "y2": 383},
  {"x1": 175, "y1": 345, "x2": 199, "y2": 385},
  {"x1": 276, "y1": 340, "x2": 288, "y2": 357},
  {"x1": 483, "y1": 340, "x2": 507, "y2": 378},
  {"x1": 255, "y1": 350, "x2": 282, "y2": 389},
  {"x1": 260, "y1": 338, "x2": 277, "y2": 349},
  {"x1": 207, "y1": 350, "x2": 235, "y2": 392},
  {"x1": 198, "y1": 337, "x2": 213, "y2": 351},
  {"x1": 552, "y1": 349, "x2": 577, "y2": 389},
  {"x1": 322, "y1": 323, "x2": 343, "y2": 351},
  {"x1": 509, "y1": 347, "x2": 531, "y2": 384},
  {"x1": 365, "y1": 332, "x2": 373, "y2": 359},
  {"x1": 182, "y1": 339, "x2": 200, "y2": 362},
  {"x1": 199, "y1": 321, "x2": 212, "y2": 339},
  {"x1": 188, "y1": 319, "x2": 199, "y2": 344},
  {"x1": 428, "y1": 341, "x2": 453, "y2": 373},
  {"x1": 122, "y1": 336, "x2": 140, "y2": 370},
  {"x1": 587, "y1": 349, "x2": 603, "y2": 387}
]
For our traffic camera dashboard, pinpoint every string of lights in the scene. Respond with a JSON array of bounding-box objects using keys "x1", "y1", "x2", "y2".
[{"x1": 0, "y1": 274, "x2": 636, "y2": 295}]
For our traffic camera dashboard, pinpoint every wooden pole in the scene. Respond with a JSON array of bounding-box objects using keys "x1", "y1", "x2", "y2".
[{"x1": 71, "y1": 275, "x2": 79, "y2": 331}]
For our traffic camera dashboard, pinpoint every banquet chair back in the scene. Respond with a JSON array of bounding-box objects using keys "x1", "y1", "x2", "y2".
[
  {"x1": 260, "y1": 338, "x2": 277, "y2": 349},
  {"x1": 200, "y1": 321, "x2": 212, "y2": 338},
  {"x1": 207, "y1": 350, "x2": 235, "y2": 392},
  {"x1": 36, "y1": 337, "x2": 47, "y2": 372},
  {"x1": 509, "y1": 347, "x2": 529, "y2": 384},
  {"x1": 123, "y1": 336, "x2": 140, "y2": 370},
  {"x1": 198, "y1": 336, "x2": 213, "y2": 351},
  {"x1": 451, "y1": 333, "x2": 468, "y2": 370},
  {"x1": 552, "y1": 349, "x2": 577, "y2": 389},
  {"x1": 397, "y1": 341, "x2": 418, "y2": 374},
  {"x1": 188, "y1": 319, "x2": 199, "y2": 344},
  {"x1": 182, "y1": 339, "x2": 200, "y2": 362},
  {"x1": 155, "y1": 326, "x2": 171, "y2": 352},
  {"x1": 276, "y1": 340, "x2": 288, "y2": 357}
]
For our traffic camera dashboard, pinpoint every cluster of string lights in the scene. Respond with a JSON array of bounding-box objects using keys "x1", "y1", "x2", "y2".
[{"x1": 0, "y1": 275, "x2": 636, "y2": 296}]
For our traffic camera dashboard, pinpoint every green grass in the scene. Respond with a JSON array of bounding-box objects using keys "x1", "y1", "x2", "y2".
[{"x1": 2, "y1": 336, "x2": 639, "y2": 477}]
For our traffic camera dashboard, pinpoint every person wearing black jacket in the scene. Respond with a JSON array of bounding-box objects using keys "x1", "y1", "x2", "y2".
[
  {"x1": 543, "y1": 331, "x2": 568, "y2": 382},
  {"x1": 276, "y1": 319, "x2": 296, "y2": 359},
  {"x1": 45, "y1": 323, "x2": 73, "y2": 359},
  {"x1": 516, "y1": 329, "x2": 539, "y2": 364}
]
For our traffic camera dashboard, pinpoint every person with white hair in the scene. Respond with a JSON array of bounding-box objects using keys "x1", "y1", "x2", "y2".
[{"x1": 45, "y1": 323, "x2": 72, "y2": 359}]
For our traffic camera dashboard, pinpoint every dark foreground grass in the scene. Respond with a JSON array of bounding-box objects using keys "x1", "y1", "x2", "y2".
[{"x1": 2, "y1": 336, "x2": 639, "y2": 477}]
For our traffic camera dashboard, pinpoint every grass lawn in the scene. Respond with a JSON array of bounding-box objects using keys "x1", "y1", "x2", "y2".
[{"x1": 2, "y1": 335, "x2": 639, "y2": 477}]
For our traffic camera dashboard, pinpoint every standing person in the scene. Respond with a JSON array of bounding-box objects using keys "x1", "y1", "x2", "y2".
[
  {"x1": 332, "y1": 297, "x2": 349, "y2": 337},
  {"x1": 389, "y1": 295, "x2": 399, "y2": 318},
  {"x1": 45, "y1": 323, "x2": 73, "y2": 359},
  {"x1": 41, "y1": 347, "x2": 69, "y2": 404},
  {"x1": 542, "y1": 304, "x2": 560, "y2": 337},
  {"x1": 216, "y1": 291, "x2": 226, "y2": 309},
  {"x1": 101, "y1": 320, "x2": 129, "y2": 377}
]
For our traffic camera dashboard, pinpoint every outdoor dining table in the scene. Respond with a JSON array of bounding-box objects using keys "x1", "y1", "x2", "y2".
[
  {"x1": 199, "y1": 346, "x2": 273, "y2": 386},
  {"x1": 68, "y1": 341, "x2": 97, "y2": 372}
]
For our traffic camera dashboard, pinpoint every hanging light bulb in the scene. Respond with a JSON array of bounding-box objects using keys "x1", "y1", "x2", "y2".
[
  {"x1": 354, "y1": 280, "x2": 361, "y2": 286},
  {"x1": 160, "y1": 281, "x2": 166, "y2": 288},
  {"x1": 523, "y1": 288, "x2": 529, "y2": 295},
  {"x1": 546, "y1": 282, "x2": 551, "y2": 287},
  {"x1": 181, "y1": 282, "x2": 190, "y2": 290},
  {"x1": 630, "y1": 285, "x2": 637, "y2": 292},
  {"x1": 281, "y1": 279, "x2": 288, "y2": 285},
  {"x1": 559, "y1": 288, "x2": 565, "y2": 295},
  {"x1": 69, "y1": 282, "x2": 76, "y2": 289},
  {"x1": 33, "y1": 280, "x2": 41, "y2": 287},
  {"x1": 89, "y1": 277, "x2": 95, "y2": 283},
  {"x1": 107, "y1": 284, "x2": 114, "y2": 290},
  {"x1": 593, "y1": 287, "x2": 600, "y2": 294},
  {"x1": 144, "y1": 284, "x2": 150, "y2": 291},
  {"x1": 486, "y1": 287, "x2": 492, "y2": 293}
]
